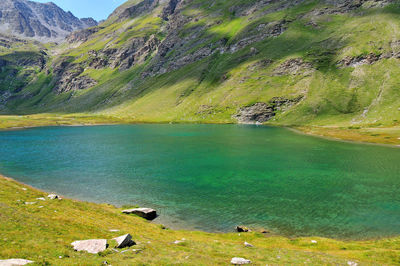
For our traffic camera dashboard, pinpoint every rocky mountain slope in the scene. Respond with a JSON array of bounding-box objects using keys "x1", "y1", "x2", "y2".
[
  {"x1": 0, "y1": 0, "x2": 97, "y2": 42},
  {"x1": 1, "y1": 0, "x2": 400, "y2": 128}
]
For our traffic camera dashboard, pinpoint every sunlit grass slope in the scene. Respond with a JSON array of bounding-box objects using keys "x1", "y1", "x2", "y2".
[{"x1": 1, "y1": 175, "x2": 400, "y2": 265}]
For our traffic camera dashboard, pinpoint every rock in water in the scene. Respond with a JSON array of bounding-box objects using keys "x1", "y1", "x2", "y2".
[
  {"x1": 122, "y1": 208, "x2": 157, "y2": 220},
  {"x1": 113, "y1": 234, "x2": 136, "y2": 248},
  {"x1": 236, "y1": 226, "x2": 251, "y2": 232},
  {"x1": 0, "y1": 259, "x2": 34, "y2": 265},
  {"x1": 71, "y1": 239, "x2": 107, "y2": 254},
  {"x1": 231, "y1": 257, "x2": 252, "y2": 265}
]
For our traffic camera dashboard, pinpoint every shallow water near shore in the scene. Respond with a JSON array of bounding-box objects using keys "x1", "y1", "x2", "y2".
[{"x1": 0, "y1": 124, "x2": 400, "y2": 239}]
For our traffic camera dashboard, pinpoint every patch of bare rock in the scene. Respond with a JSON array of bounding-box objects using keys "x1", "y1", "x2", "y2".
[{"x1": 233, "y1": 96, "x2": 303, "y2": 124}]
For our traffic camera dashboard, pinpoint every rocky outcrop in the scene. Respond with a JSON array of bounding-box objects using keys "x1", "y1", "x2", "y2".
[
  {"x1": 0, "y1": 259, "x2": 34, "y2": 266},
  {"x1": 338, "y1": 49, "x2": 400, "y2": 68},
  {"x1": 161, "y1": 0, "x2": 180, "y2": 21},
  {"x1": 109, "y1": 0, "x2": 159, "y2": 22},
  {"x1": 273, "y1": 58, "x2": 314, "y2": 76},
  {"x1": 113, "y1": 234, "x2": 136, "y2": 248},
  {"x1": 234, "y1": 96, "x2": 303, "y2": 124},
  {"x1": 83, "y1": 35, "x2": 160, "y2": 71},
  {"x1": 66, "y1": 27, "x2": 102, "y2": 43},
  {"x1": 0, "y1": 0, "x2": 97, "y2": 42},
  {"x1": 52, "y1": 58, "x2": 97, "y2": 93},
  {"x1": 71, "y1": 239, "x2": 107, "y2": 254},
  {"x1": 122, "y1": 208, "x2": 157, "y2": 220}
]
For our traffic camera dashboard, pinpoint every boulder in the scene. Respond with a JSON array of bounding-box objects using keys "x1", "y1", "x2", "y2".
[
  {"x1": 231, "y1": 257, "x2": 252, "y2": 265},
  {"x1": 122, "y1": 208, "x2": 157, "y2": 220},
  {"x1": 236, "y1": 226, "x2": 251, "y2": 233},
  {"x1": 71, "y1": 239, "x2": 107, "y2": 254},
  {"x1": 47, "y1": 194, "x2": 61, "y2": 200},
  {"x1": 113, "y1": 234, "x2": 135, "y2": 248},
  {"x1": 0, "y1": 259, "x2": 34, "y2": 266}
]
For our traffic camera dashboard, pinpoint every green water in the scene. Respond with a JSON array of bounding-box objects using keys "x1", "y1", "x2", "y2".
[{"x1": 0, "y1": 124, "x2": 399, "y2": 239}]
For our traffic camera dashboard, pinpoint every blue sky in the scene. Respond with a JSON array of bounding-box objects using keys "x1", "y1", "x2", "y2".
[{"x1": 35, "y1": 0, "x2": 127, "y2": 21}]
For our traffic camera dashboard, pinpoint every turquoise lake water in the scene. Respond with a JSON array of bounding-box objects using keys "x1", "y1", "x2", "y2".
[{"x1": 0, "y1": 124, "x2": 399, "y2": 239}]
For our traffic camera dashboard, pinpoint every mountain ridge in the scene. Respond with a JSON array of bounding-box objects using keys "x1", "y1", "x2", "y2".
[{"x1": 0, "y1": 0, "x2": 97, "y2": 42}]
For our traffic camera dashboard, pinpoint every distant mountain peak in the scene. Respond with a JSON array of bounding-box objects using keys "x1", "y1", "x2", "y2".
[{"x1": 0, "y1": 0, "x2": 97, "y2": 42}]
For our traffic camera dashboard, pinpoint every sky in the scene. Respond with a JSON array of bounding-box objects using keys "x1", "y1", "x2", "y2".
[{"x1": 35, "y1": 0, "x2": 127, "y2": 21}]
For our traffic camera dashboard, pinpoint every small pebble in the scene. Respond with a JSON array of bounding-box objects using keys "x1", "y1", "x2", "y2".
[
  {"x1": 311, "y1": 240, "x2": 317, "y2": 244},
  {"x1": 37, "y1": 197, "x2": 46, "y2": 201},
  {"x1": 22, "y1": 188, "x2": 27, "y2": 191},
  {"x1": 109, "y1": 229, "x2": 120, "y2": 232}
]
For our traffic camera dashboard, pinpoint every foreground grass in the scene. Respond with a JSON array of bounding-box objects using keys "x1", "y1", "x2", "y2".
[{"x1": 1, "y1": 176, "x2": 400, "y2": 265}]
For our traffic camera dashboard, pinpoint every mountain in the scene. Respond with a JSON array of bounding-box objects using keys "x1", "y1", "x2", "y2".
[
  {"x1": 1, "y1": 0, "x2": 400, "y2": 129},
  {"x1": 0, "y1": 0, "x2": 97, "y2": 42}
]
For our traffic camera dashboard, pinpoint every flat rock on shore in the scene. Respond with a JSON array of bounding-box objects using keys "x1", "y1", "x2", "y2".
[
  {"x1": 122, "y1": 208, "x2": 157, "y2": 220},
  {"x1": 0, "y1": 259, "x2": 34, "y2": 266},
  {"x1": 71, "y1": 239, "x2": 107, "y2": 254}
]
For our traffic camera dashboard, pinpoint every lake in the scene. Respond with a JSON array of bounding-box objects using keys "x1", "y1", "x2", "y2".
[{"x1": 0, "y1": 124, "x2": 399, "y2": 239}]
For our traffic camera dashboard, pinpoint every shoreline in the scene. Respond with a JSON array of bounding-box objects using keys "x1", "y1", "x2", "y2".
[
  {"x1": 1, "y1": 114, "x2": 400, "y2": 147},
  {"x1": 1, "y1": 173, "x2": 398, "y2": 242},
  {"x1": 1, "y1": 176, "x2": 400, "y2": 264}
]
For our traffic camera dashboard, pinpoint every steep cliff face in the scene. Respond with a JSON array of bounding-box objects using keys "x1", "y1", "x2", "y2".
[
  {"x1": 2, "y1": 0, "x2": 400, "y2": 127},
  {"x1": 0, "y1": 0, "x2": 97, "y2": 42}
]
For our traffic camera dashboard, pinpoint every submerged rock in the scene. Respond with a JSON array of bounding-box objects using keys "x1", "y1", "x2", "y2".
[
  {"x1": 113, "y1": 234, "x2": 136, "y2": 248},
  {"x1": 231, "y1": 257, "x2": 252, "y2": 265},
  {"x1": 122, "y1": 208, "x2": 157, "y2": 220},
  {"x1": 0, "y1": 259, "x2": 34, "y2": 266},
  {"x1": 71, "y1": 239, "x2": 107, "y2": 254}
]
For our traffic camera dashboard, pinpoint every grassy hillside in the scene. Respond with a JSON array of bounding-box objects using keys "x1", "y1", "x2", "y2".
[
  {"x1": 1, "y1": 175, "x2": 400, "y2": 265},
  {"x1": 0, "y1": 0, "x2": 400, "y2": 144}
]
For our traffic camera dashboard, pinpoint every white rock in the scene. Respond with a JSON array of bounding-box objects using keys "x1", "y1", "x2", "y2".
[
  {"x1": 113, "y1": 234, "x2": 135, "y2": 248},
  {"x1": 231, "y1": 257, "x2": 252, "y2": 265},
  {"x1": 71, "y1": 239, "x2": 107, "y2": 254},
  {"x1": 21, "y1": 188, "x2": 27, "y2": 191},
  {"x1": 36, "y1": 198, "x2": 46, "y2": 201},
  {"x1": 0, "y1": 259, "x2": 34, "y2": 265},
  {"x1": 173, "y1": 240, "x2": 185, "y2": 244},
  {"x1": 244, "y1": 242, "x2": 253, "y2": 247},
  {"x1": 109, "y1": 229, "x2": 120, "y2": 232},
  {"x1": 347, "y1": 262, "x2": 358, "y2": 266},
  {"x1": 24, "y1": 202, "x2": 36, "y2": 205},
  {"x1": 311, "y1": 240, "x2": 317, "y2": 244},
  {"x1": 47, "y1": 194, "x2": 61, "y2": 200}
]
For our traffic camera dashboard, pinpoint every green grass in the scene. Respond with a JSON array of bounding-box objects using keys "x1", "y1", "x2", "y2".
[{"x1": 1, "y1": 175, "x2": 400, "y2": 265}]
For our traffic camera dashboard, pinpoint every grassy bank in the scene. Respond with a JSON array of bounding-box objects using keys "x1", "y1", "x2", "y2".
[{"x1": 1, "y1": 175, "x2": 400, "y2": 265}]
